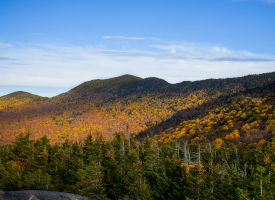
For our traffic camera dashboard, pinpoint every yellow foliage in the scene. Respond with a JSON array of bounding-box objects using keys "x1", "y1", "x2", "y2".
[
  {"x1": 222, "y1": 125, "x2": 229, "y2": 131},
  {"x1": 250, "y1": 121, "x2": 259, "y2": 128},
  {"x1": 225, "y1": 130, "x2": 240, "y2": 141},
  {"x1": 266, "y1": 120, "x2": 275, "y2": 134},
  {"x1": 241, "y1": 124, "x2": 250, "y2": 132},
  {"x1": 214, "y1": 138, "x2": 224, "y2": 148},
  {"x1": 180, "y1": 163, "x2": 196, "y2": 174}
]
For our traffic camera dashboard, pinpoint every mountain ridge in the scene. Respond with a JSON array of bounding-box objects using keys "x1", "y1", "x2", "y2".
[
  {"x1": 0, "y1": 71, "x2": 274, "y2": 144},
  {"x1": 0, "y1": 91, "x2": 47, "y2": 111},
  {"x1": 1, "y1": 91, "x2": 45, "y2": 100},
  {"x1": 1, "y1": 71, "x2": 274, "y2": 98}
]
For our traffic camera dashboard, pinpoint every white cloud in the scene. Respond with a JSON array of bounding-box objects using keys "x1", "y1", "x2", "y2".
[
  {"x1": 151, "y1": 43, "x2": 275, "y2": 62},
  {"x1": 102, "y1": 35, "x2": 144, "y2": 40},
  {"x1": 0, "y1": 43, "x2": 13, "y2": 49},
  {"x1": 0, "y1": 42, "x2": 274, "y2": 89}
]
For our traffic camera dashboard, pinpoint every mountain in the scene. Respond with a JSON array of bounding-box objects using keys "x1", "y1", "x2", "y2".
[
  {"x1": 66, "y1": 74, "x2": 142, "y2": 98},
  {"x1": 59, "y1": 74, "x2": 171, "y2": 102},
  {"x1": 0, "y1": 91, "x2": 47, "y2": 110},
  {"x1": 0, "y1": 73, "x2": 273, "y2": 200},
  {"x1": 62, "y1": 72, "x2": 275, "y2": 100},
  {"x1": 1, "y1": 91, "x2": 43, "y2": 100},
  {"x1": 137, "y1": 82, "x2": 275, "y2": 143},
  {"x1": 0, "y1": 72, "x2": 274, "y2": 144}
]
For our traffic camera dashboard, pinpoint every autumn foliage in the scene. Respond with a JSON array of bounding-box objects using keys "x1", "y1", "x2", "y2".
[{"x1": 0, "y1": 72, "x2": 274, "y2": 145}]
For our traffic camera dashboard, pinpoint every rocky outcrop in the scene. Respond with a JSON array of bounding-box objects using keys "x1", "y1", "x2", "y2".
[{"x1": 0, "y1": 190, "x2": 98, "y2": 200}]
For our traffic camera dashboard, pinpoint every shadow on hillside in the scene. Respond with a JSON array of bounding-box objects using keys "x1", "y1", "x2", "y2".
[{"x1": 135, "y1": 82, "x2": 275, "y2": 141}]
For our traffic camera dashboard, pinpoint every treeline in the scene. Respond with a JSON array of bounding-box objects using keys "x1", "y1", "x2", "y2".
[{"x1": 0, "y1": 133, "x2": 274, "y2": 200}]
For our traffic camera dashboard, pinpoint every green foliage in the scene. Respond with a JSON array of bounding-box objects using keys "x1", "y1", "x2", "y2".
[
  {"x1": 236, "y1": 188, "x2": 250, "y2": 200},
  {"x1": 76, "y1": 161, "x2": 104, "y2": 198},
  {"x1": 0, "y1": 134, "x2": 274, "y2": 199},
  {"x1": 0, "y1": 161, "x2": 23, "y2": 190},
  {"x1": 23, "y1": 169, "x2": 51, "y2": 190},
  {"x1": 0, "y1": 72, "x2": 274, "y2": 199}
]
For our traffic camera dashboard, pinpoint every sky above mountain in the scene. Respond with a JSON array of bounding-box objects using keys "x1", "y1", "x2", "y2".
[{"x1": 0, "y1": 0, "x2": 275, "y2": 97}]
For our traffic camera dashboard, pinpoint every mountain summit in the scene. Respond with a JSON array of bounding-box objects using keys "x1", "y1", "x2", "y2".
[
  {"x1": 63, "y1": 74, "x2": 171, "y2": 100},
  {"x1": 1, "y1": 91, "x2": 44, "y2": 100},
  {"x1": 71, "y1": 74, "x2": 142, "y2": 94},
  {"x1": 0, "y1": 91, "x2": 46, "y2": 110},
  {"x1": 0, "y1": 72, "x2": 274, "y2": 144}
]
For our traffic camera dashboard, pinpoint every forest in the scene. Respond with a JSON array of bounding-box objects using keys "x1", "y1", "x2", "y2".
[
  {"x1": 1, "y1": 0, "x2": 275, "y2": 198},
  {"x1": 0, "y1": 73, "x2": 274, "y2": 199},
  {"x1": 0, "y1": 133, "x2": 273, "y2": 200},
  {"x1": 0, "y1": 72, "x2": 274, "y2": 144}
]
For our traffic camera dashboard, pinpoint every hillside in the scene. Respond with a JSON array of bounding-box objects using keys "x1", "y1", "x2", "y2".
[
  {"x1": 69, "y1": 74, "x2": 142, "y2": 94},
  {"x1": 0, "y1": 91, "x2": 47, "y2": 110},
  {"x1": 0, "y1": 72, "x2": 274, "y2": 144},
  {"x1": 59, "y1": 74, "x2": 172, "y2": 102},
  {"x1": 0, "y1": 72, "x2": 274, "y2": 200},
  {"x1": 138, "y1": 82, "x2": 275, "y2": 144}
]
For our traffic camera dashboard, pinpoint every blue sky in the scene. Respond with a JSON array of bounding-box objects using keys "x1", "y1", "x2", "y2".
[{"x1": 0, "y1": 0, "x2": 275, "y2": 97}]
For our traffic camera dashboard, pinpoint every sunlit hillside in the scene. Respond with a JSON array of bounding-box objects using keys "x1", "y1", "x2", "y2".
[{"x1": 0, "y1": 72, "x2": 274, "y2": 144}]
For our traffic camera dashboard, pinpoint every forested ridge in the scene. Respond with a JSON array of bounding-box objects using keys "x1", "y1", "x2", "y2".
[
  {"x1": 0, "y1": 72, "x2": 274, "y2": 144},
  {"x1": 0, "y1": 133, "x2": 273, "y2": 199},
  {"x1": 0, "y1": 72, "x2": 274, "y2": 199}
]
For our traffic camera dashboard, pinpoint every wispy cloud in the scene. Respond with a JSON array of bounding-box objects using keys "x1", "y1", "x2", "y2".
[
  {"x1": 102, "y1": 35, "x2": 144, "y2": 40},
  {"x1": 0, "y1": 57, "x2": 15, "y2": 61},
  {"x1": 0, "y1": 42, "x2": 274, "y2": 92},
  {"x1": 0, "y1": 43, "x2": 13, "y2": 48},
  {"x1": 150, "y1": 43, "x2": 275, "y2": 62}
]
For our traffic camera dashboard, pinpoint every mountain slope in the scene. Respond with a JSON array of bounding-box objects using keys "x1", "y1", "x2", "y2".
[
  {"x1": 2, "y1": 91, "x2": 43, "y2": 100},
  {"x1": 177, "y1": 72, "x2": 275, "y2": 96},
  {"x1": 68, "y1": 74, "x2": 142, "y2": 96},
  {"x1": 0, "y1": 72, "x2": 274, "y2": 144},
  {"x1": 59, "y1": 74, "x2": 172, "y2": 102},
  {"x1": 137, "y1": 82, "x2": 275, "y2": 143},
  {"x1": 0, "y1": 91, "x2": 47, "y2": 110},
  {"x1": 63, "y1": 72, "x2": 275, "y2": 100}
]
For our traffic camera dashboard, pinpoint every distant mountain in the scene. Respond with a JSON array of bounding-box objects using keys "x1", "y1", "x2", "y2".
[
  {"x1": 59, "y1": 72, "x2": 275, "y2": 102},
  {"x1": 68, "y1": 74, "x2": 142, "y2": 96},
  {"x1": 0, "y1": 91, "x2": 47, "y2": 110},
  {"x1": 59, "y1": 74, "x2": 171, "y2": 102},
  {"x1": 0, "y1": 72, "x2": 274, "y2": 144},
  {"x1": 1, "y1": 91, "x2": 44, "y2": 100},
  {"x1": 176, "y1": 72, "x2": 275, "y2": 95}
]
